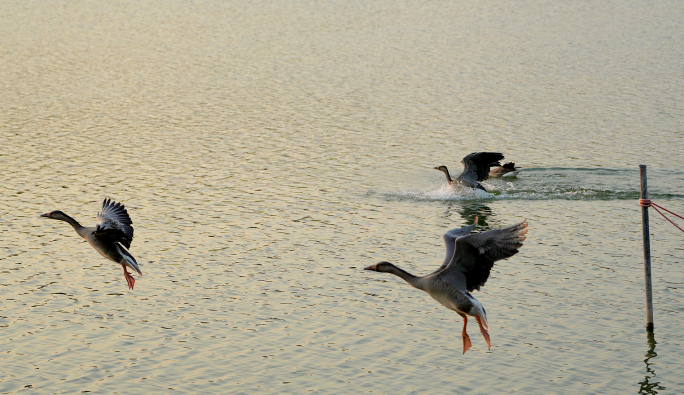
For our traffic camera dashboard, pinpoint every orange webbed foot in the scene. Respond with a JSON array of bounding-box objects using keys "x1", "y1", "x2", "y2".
[
  {"x1": 462, "y1": 333, "x2": 472, "y2": 354},
  {"x1": 476, "y1": 315, "x2": 491, "y2": 350},
  {"x1": 121, "y1": 264, "x2": 136, "y2": 290}
]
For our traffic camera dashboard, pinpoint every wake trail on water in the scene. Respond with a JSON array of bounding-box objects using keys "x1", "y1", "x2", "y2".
[{"x1": 383, "y1": 167, "x2": 684, "y2": 202}]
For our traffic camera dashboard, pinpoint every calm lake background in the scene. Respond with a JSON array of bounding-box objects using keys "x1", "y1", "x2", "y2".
[{"x1": 2, "y1": 0, "x2": 683, "y2": 393}]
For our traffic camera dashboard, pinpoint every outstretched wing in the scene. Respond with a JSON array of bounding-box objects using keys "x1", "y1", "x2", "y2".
[
  {"x1": 441, "y1": 220, "x2": 527, "y2": 292},
  {"x1": 436, "y1": 221, "x2": 478, "y2": 272},
  {"x1": 458, "y1": 152, "x2": 504, "y2": 185},
  {"x1": 95, "y1": 198, "x2": 134, "y2": 249}
]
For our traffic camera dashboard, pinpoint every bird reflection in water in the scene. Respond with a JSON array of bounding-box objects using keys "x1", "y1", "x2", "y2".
[
  {"x1": 443, "y1": 202, "x2": 493, "y2": 228},
  {"x1": 639, "y1": 329, "x2": 665, "y2": 394}
]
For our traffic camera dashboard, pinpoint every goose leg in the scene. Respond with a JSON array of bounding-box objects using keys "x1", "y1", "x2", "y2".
[
  {"x1": 460, "y1": 314, "x2": 472, "y2": 354},
  {"x1": 476, "y1": 315, "x2": 491, "y2": 350},
  {"x1": 121, "y1": 263, "x2": 136, "y2": 290}
]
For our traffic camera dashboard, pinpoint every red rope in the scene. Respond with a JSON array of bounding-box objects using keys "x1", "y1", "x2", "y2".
[{"x1": 640, "y1": 199, "x2": 684, "y2": 233}]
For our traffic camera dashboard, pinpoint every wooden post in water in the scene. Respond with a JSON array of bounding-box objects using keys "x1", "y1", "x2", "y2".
[{"x1": 639, "y1": 165, "x2": 654, "y2": 331}]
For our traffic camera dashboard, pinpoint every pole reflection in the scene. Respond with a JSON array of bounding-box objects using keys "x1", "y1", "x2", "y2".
[{"x1": 638, "y1": 329, "x2": 665, "y2": 394}]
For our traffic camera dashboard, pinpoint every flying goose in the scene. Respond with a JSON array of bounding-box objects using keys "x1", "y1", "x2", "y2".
[
  {"x1": 365, "y1": 218, "x2": 528, "y2": 353},
  {"x1": 489, "y1": 162, "x2": 521, "y2": 178},
  {"x1": 41, "y1": 198, "x2": 142, "y2": 290},
  {"x1": 434, "y1": 152, "x2": 504, "y2": 191}
]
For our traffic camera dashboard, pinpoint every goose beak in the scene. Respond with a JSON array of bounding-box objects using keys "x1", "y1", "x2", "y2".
[
  {"x1": 40, "y1": 213, "x2": 50, "y2": 218},
  {"x1": 363, "y1": 264, "x2": 376, "y2": 271}
]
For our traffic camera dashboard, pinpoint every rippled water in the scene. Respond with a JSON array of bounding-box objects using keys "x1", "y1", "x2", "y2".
[{"x1": 2, "y1": 0, "x2": 683, "y2": 393}]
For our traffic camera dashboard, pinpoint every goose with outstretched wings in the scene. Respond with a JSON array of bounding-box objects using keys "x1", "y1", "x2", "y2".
[
  {"x1": 365, "y1": 218, "x2": 528, "y2": 353},
  {"x1": 41, "y1": 198, "x2": 142, "y2": 290},
  {"x1": 434, "y1": 151, "x2": 505, "y2": 191}
]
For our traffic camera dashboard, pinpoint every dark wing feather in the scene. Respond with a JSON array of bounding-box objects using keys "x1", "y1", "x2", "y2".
[
  {"x1": 95, "y1": 198, "x2": 134, "y2": 248},
  {"x1": 458, "y1": 152, "x2": 505, "y2": 184},
  {"x1": 441, "y1": 220, "x2": 527, "y2": 292}
]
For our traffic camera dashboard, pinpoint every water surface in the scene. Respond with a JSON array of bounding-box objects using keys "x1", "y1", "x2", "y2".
[{"x1": 1, "y1": 0, "x2": 683, "y2": 393}]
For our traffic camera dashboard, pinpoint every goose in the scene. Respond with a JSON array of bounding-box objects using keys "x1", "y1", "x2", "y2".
[
  {"x1": 41, "y1": 198, "x2": 142, "y2": 290},
  {"x1": 434, "y1": 152, "x2": 505, "y2": 191},
  {"x1": 364, "y1": 218, "x2": 528, "y2": 353},
  {"x1": 489, "y1": 162, "x2": 521, "y2": 178}
]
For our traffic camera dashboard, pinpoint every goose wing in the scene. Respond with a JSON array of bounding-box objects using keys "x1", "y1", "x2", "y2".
[
  {"x1": 441, "y1": 220, "x2": 527, "y2": 292},
  {"x1": 436, "y1": 221, "x2": 477, "y2": 272},
  {"x1": 95, "y1": 198, "x2": 134, "y2": 249},
  {"x1": 457, "y1": 152, "x2": 504, "y2": 185}
]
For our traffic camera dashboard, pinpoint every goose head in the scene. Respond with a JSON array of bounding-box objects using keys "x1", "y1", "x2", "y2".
[
  {"x1": 364, "y1": 261, "x2": 397, "y2": 272},
  {"x1": 433, "y1": 165, "x2": 453, "y2": 183},
  {"x1": 41, "y1": 210, "x2": 69, "y2": 220}
]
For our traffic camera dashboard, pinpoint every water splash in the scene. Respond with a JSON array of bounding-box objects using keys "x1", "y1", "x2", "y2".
[
  {"x1": 387, "y1": 184, "x2": 494, "y2": 201},
  {"x1": 384, "y1": 167, "x2": 684, "y2": 202}
]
